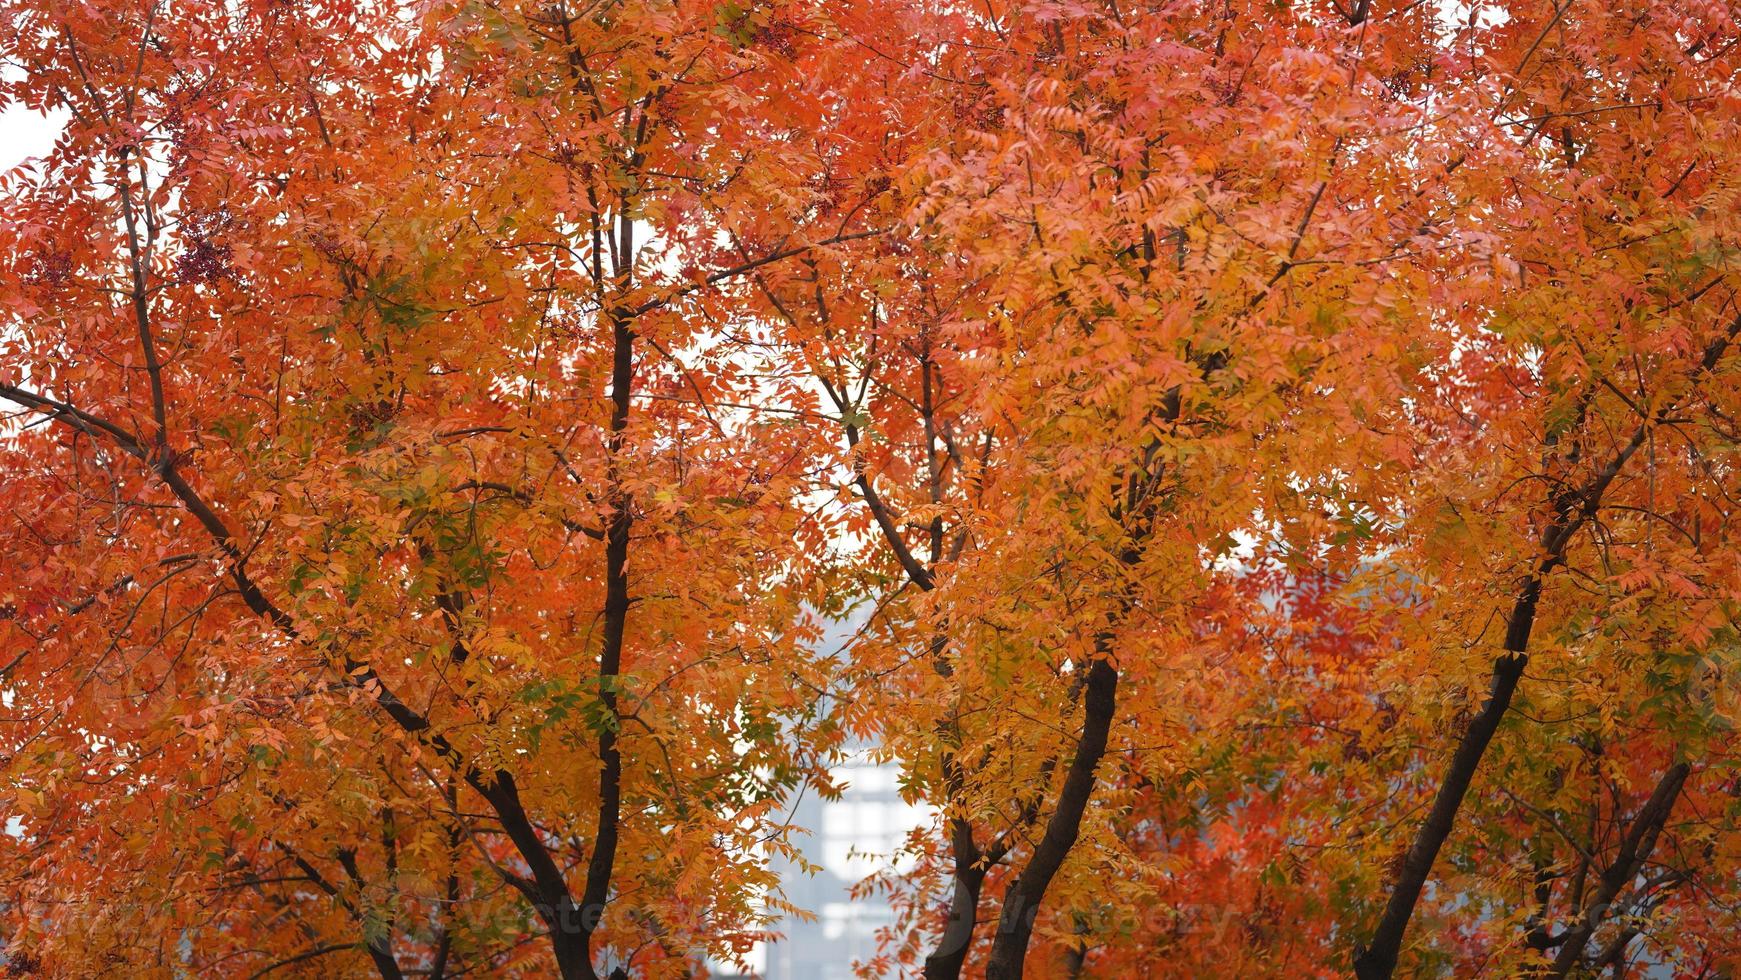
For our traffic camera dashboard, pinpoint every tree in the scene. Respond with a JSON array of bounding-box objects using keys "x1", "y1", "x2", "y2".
[
  {"x1": 1350, "y1": 1, "x2": 1741, "y2": 974},
  {"x1": 6, "y1": 0, "x2": 1741, "y2": 977},
  {"x1": 1, "y1": 1, "x2": 883, "y2": 975},
  {"x1": 754, "y1": 2, "x2": 1470, "y2": 976}
]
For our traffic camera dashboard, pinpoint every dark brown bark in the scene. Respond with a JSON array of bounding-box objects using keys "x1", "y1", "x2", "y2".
[
  {"x1": 474, "y1": 771, "x2": 594, "y2": 978},
  {"x1": 336, "y1": 847, "x2": 406, "y2": 980},
  {"x1": 982, "y1": 654, "x2": 1118, "y2": 980},
  {"x1": 1353, "y1": 582, "x2": 1540, "y2": 980},
  {"x1": 361, "y1": 939, "x2": 404, "y2": 980},
  {"x1": 276, "y1": 841, "x2": 403, "y2": 980},
  {"x1": 923, "y1": 818, "x2": 988, "y2": 980},
  {"x1": 576, "y1": 303, "x2": 635, "y2": 979},
  {"x1": 429, "y1": 778, "x2": 463, "y2": 980},
  {"x1": 1546, "y1": 763, "x2": 1690, "y2": 977}
]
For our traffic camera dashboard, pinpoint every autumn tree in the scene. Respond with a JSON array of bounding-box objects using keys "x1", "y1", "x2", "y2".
[
  {"x1": 7, "y1": 0, "x2": 1741, "y2": 978},
  {"x1": 745, "y1": 1, "x2": 1475, "y2": 977},
  {"x1": 0, "y1": 1, "x2": 889, "y2": 976},
  {"x1": 1344, "y1": 1, "x2": 1741, "y2": 976}
]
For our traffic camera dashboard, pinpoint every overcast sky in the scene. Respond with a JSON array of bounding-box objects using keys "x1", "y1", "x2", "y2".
[{"x1": 0, "y1": 102, "x2": 64, "y2": 172}]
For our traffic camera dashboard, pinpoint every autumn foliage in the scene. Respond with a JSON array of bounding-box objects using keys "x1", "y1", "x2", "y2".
[{"x1": 2, "y1": 0, "x2": 1741, "y2": 977}]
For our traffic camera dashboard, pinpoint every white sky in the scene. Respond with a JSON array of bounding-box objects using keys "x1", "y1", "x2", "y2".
[{"x1": 0, "y1": 103, "x2": 65, "y2": 172}]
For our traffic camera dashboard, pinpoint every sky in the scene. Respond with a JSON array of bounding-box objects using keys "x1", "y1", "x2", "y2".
[{"x1": 0, "y1": 102, "x2": 64, "y2": 172}]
